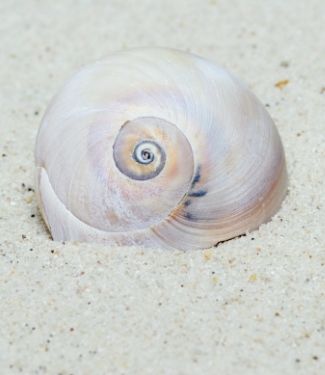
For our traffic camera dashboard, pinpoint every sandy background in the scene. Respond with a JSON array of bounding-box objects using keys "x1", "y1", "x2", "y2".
[{"x1": 0, "y1": 0, "x2": 324, "y2": 374}]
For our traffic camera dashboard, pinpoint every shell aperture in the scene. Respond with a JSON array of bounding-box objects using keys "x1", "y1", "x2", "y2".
[{"x1": 35, "y1": 48, "x2": 287, "y2": 250}]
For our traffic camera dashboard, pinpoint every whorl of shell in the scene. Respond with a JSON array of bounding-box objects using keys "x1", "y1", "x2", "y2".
[{"x1": 35, "y1": 48, "x2": 287, "y2": 250}]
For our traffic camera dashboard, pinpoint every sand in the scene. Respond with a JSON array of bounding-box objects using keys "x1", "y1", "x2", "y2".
[{"x1": 0, "y1": 0, "x2": 324, "y2": 374}]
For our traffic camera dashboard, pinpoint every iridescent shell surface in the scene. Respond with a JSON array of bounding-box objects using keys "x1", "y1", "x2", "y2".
[{"x1": 35, "y1": 48, "x2": 287, "y2": 250}]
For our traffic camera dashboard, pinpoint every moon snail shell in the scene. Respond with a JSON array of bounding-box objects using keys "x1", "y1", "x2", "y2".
[{"x1": 35, "y1": 48, "x2": 288, "y2": 250}]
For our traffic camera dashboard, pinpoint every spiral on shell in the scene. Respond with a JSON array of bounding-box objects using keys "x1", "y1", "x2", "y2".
[{"x1": 35, "y1": 48, "x2": 287, "y2": 250}]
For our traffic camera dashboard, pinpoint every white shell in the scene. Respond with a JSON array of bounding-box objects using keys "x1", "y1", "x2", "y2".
[{"x1": 35, "y1": 48, "x2": 287, "y2": 250}]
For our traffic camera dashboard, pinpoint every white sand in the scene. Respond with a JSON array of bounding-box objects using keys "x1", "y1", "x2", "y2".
[{"x1": 0, "y1": 0, "x2": 324, "y2": 374}]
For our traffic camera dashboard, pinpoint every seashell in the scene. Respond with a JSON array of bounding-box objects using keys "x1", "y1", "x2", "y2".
[{"x1": 35, "y1": 48, "x2": 287, "y2": 250}]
